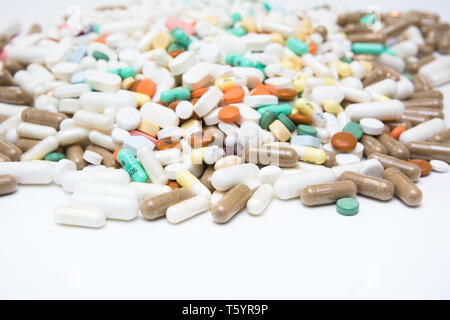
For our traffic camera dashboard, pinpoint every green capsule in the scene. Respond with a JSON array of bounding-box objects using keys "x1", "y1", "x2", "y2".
[
  {"x1": 108, "y1": 67, "x2": 136, "y2": 79},
  {"x1": 225, "y1": 54, "x2": 254, "y2": 67},
  {"x1": 44, "y1": 152, "x2": 66, "y2": 162},
  {"x1": 171, "y1": 28, "x2": 192, "y2": 47},
  {"x1": 351, "y1": 42, "x2": 385, "y2": 56},
  {"x1": 228, "y1": 27, "x2": 247, "y2": 37},
  {"x1": 231, "y1": 12, "x2": 242, "y2": 24},
  {"x1": 360, "y1": 14, "x2": 376, "y2": 25},
  {"x1": 92, "y1": 50, "x2": 109, "y2": 61},
  {"x1": 160, "y1": 88, "x2": 191, "y2": 104},
  {"x1": 277, "y1": 113, "x2": 296, "y2": 132},
  {"x1": 257, "y1": 104, "x2": 292, "y2": 116},
  {"x1": 262, "y1": 1, "x2": 271, "y2": 12},
  {"x1": 286, "y1": 37, "x2": 309, "y2": 55},
  {"x1": 117, "y1": 149, "x2": 148, "y2": 183},
  {"x1": 383, "y1": 47, "x2": 395, "y2": 56},
  {"x1": 259, "y1": 110, "x2": 277, "y2": 129}
]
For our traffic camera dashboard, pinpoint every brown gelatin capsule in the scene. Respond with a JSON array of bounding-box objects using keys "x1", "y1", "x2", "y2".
[
  {"x1": 155, "y1": 138, "x2": 181, "y2": 150},
  {"x1": 378, "y1": 133, "x2": 410, "y2": 160},
  {"x1": 417, "y1": 44, "x2": 434, "y2": 58},
  {"x1": 331, "y1": 132, "x2": 357, "y2": 151},
  {"x1": 300, "y1": 181, "x2": 357, "y2": 206},
  {"x1": 314, "y1": 25, "x2": 328, "y2": 40},
  {"x1": 368, "y1": 153, "x2": 421, "y2": 182},
  {"x1": 361, "y1": 135, "x2": 388, "y2": 157},
  {"x1": 274, "y1": 88, "x2": 297, "y2": 101},
  {"x1": 406, "y1": 141, "x2": 450, "y2": 163},
  {"x1": 200, "y1": 166, "x2": 215, "y2": 192},
  {"x1": 211, "y1": 184, "x2": 252, "y2": 223},
  {"x1": 362, "y1": 69, "x2": 386, "y2": 87},
  {"x1": 323, "y1": 151, "x2": 336, "y2": 168},
  {"x1": 86, "y1": 145, "x2": 117, "y2": 168},
  {"x1": 411, "y1": 90, "x2": 443, "y2": 100},
  {"x1": 337, "y1": 12, "x2": 364, "y2": 26},
  {"x1": 140, "y1": 188, "x2": 194, "y2": 220},
  {"x1": 288, "y1": 113, "x2": 313, "y2": 125},
  {"x1": 404, "y1": 107, "x2": 444, "y2": 119},
  {"x1": 66, "y1": 144, "x2": 87, "y2": 170},
  {"x1": 0, "y1": 69, "x2": 14, "y2": 86},
  {"x1": 2, "y1": 60, "x2": 24, "y2": 75},
  {"x1": 339, "y1": 171, "x2": 394, "y2": 201},
  {"x1": 0, "y1": 174, "x2": 17, "y2": 196},
  {"x1": 403, "y1": 98, "x2": 443, "y2": 109},
  {"x1": 429, "y1": 129, "x2": 450, "y2": 143},
  {"x1": 244, "y1": 145, "x2": 297, "y2": 168},
  {"x1": 384, "y1": 120, "x2": 412, "y2": 130},
  {"x1": 347, "y1": 32, "x2": 387, "y2": 44},
  {"x1": 408, "y1": 159, "x2": 432, "y2": 176},
  {"x1": 383, "y1": 167, "x2": 422, "y2": 207},
  {"x1": 21, "y1": 108, "x2": 68, "y2": 129},
  {"x1": 438, "y1": 31, "x2": 450, "y2": 54},
  {"x1": 0, "y1": 138, "x2": 22, "y2": 161},
  {"x1": 372, "y1": 62, "x2": 400, "y2": 80},
  {"x1": 400, "y1": 113, "x2": 430, "y2": 126},
  {"x1": 0, "y1": 86, "x2": 33, "y2": 105},
  {"x1": 406, "y1": 55, "x2": 435, "y2": 74},
  {"x1": 0, "y1": 152, "x2": 11, "y2": 162},
  {"x1": 342, "y1": 24, "x2": 370, "y2": 34},
  {"x1": 412, "y1": 74, "x2": 432, "y2": 92},
  {"x1": 381, "y1": 19, "x2": 411, "y2": 37},
  {"x1": 15, "y1": 138, "x2": 39, "y2": 152}
]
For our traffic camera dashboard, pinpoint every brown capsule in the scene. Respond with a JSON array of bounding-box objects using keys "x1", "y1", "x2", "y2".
[
  {"x1": 27, "y1": 24, "x2": 41, "y2": 35},
  {"x1": 342, "y1": 23, "x2": 370, "y2": 34},
  {"x1": 140, "y1": 188, "x2": 194, "y2": 220},
  {"x1": 406, "y1": 141, "x2": 450, "y2": 163},
  {"x1": 0, "y1": 114, "x2": 9, "y2": 123},
  {"x1": 0, "y1": 174, "x2": 17, "y2": 196},
  {"x1": 314, "y1": 25, "x2": 328, "y2": 40},
  {"x1": 2, "y1": 60, "x2": 25, "y2": 75},
  {"x1": 244, "y1": 145, "x2": 297, "y2": 168},
  {"x1": 86, "y1": 145, "x2": 117, "y2": 168},
  {"x1": 383, "y1": 125, "x2": 391, "y2": 134},
  {"x1": 429, "y1": 129, "x2": 450, "y2": 143},
  {"x1": 337, "y1": 12, "x2": 364, "y2": 26},
  {"x1": 381, "y1": 19, "x2": 412, "y2": 37},
  {"x1": 0, "y1": 152, "x2": 11, "y2": 162},
  {"x1": 353, "y1": 54, "x2": 377, "y2": 62},
  {"x1": 410, "y1": 90, "x2": 443, "y2": 100},
  {"x1": 0, "y1": 86, "x2": 33, "y2": 105},
  {"x1": 300, "y1": 181, "x2": 357, "y2": 206},
  {"x1": 403, "y1": 98, "x2": 443, "y2": 109},
  {"x1": 288, "y1": 113, "x2": 313, "y2": 125},
  {"x1": 368, "y1": 153, "x2": 421, "y2": 182},
  {"x1": 384, "y1": 120, "x2": 412, "y2": 131},
  {"x1": 417, "y1": 44, "x2": 434, "y2": 58},
  {"x1": 15, "y1": 138, "x2": 39, "y2": 152},
  {"x1": 66, "y1": 144, "x2": 87, "y2": 170},
  {"x1": 323, "y1": 151, "x2": 336, "y2": 168},
  {"x1": 383, "y1": 167, "x2": 422, "y2": 207},
  {"x1": 211, "y1": 184, "x2": 252, "y2": 224},
  {"x1": 274, "y1": 88, "x2": 297, "y2": 101},
  {"x1": 168, "y1": 180, "x2": 181, "y2": 190},
  {"x1": 404, "y1": 107, "x2": 443, "y2": 119},
  {"x1": 361, "y1": 135, "x2": 388, "y2": 157},
  {"x1": 372, "y1": 62, "x2": 400, "y2": 81},
  {"x1": 339, "y1": 171, "x2": 394, "y2": 201},
  {"x1": 21, "y1": 108, "x2": 68, "y2": 129},
  {"x1": 0, "y1": 138, "x2": 22, "y2": 161},
  {"x1": 200, "y1": 166, "x2": 215, "y2": 193},
  {"x1": 437, "y1": 30, "x2": 450, "y2": 54},
  {"x1": 406, "y1": 55, "x2": 435, "y2": 74},
  {"x1": 362, "y1": 69, "x2": 386, "y2": 87},
  {"x1": 0, "y1": 69, "x2": 14, "y2": 86},
  {"x1": 347, "y1": 32, "x2": 387, "y2": 44},
  {"x1": 412, "y1": 74, "x2": 432, "y2": 91}
]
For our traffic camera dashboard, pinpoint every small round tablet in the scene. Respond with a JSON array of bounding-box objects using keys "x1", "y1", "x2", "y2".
[
  {"x1": 336, "y1": 153, "x2": 360, "y2": 166},
  {"x1": 430, "y1": 160, "x2": 449, "y2": 173},
  {"x1": 360, "y1": 118, "x2": 384, "y2": 135},
  {"x1": 336, "y1": 198, "x2": 359, "y2": 216},
  {"x1": 111, "y1": 127, "x2": 131, "y2": 143},
  {"x1": 175, "y1": 101, "x2": 194, "y2": 120},
  {"x1": 116, "y1": 106, "x2": 141, "y2": 130},
  {"x1": 83, "y1": 150, "x2": 103, "y2": 165}
]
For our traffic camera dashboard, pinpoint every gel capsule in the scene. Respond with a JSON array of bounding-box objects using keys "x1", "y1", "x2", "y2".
[
  {"x1": 176, "y1": 169, "x2": 211, "y2": 198},
  {"x1": 211, "y1": 184, "x2": 252, "y2": 223},
  {"x1": 66, "y1": 144, "x2": 88, "y2": 170},
  {"x1": 117, "y1": 148, "x2": 148, "y2": 182},
  {"x1": 339, "y1": 171, "x2": 394, "y2": 201},
  {"x1": 140, "y1": 188, "x2": 195, "y2": 220},
  {"x1": 361, "y1": 135, "x2": 387, "y2": 157},
  {"x1": 406, "y1": 141, "x2": 450, "y2": 163},
  {"x1": 0, "y1": 86, "x2": 33, "y2": 105},
  {"x1": 378, "y1": 133, "x2": 410, "y2": 160},
  {"x1": 137, "y1": 145, "x2": 168, "y2": 185},
  {"x1": 429, "y1": 129, "x2": 450, "y2": 143},
  {"x1": 0, "y1": 174, "x2": 17, "y2": 195},
  {"x1": 21, "y1": 108, "x2": 67, "y2": 130},
  {"x1": 300, "y1": 181, "x2": 357, "y2": 206},
  {"x1": 368, "y1": 153, "x2": 421, "y2": 182},
  {"x1": 166, "y1": 195, "x2": 210, "y2": 224},
  {"x1": 383, "y1": 167, "x2": 422, "y2": 207},
  {"x1": 54, "y1": 205, "x2": 105, "y2": 228},
  {"x1": 0, "y1": 138, "x2": 22, "y2": 161},
  {"x1": 244, "y1": 145, "x2": 297, "y2": 168}
]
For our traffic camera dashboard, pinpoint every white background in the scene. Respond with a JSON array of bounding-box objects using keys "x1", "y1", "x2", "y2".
[{"x1": 1, "y1": 0, "x2": 450, "y2": 299}]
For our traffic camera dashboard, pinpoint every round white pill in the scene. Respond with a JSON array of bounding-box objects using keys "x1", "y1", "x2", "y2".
[
  {"x1": 360, "y1": 118, "x2": 385, "y2": 135},
  {"x1": 430, "y1": 160, "x2": 449, "y2": 173},
  {"x1": 116, "y1": 106, "x2": 141, "y2": 130},
  {"x1": 336, "y1": 153, "x2": 360, "y2": 166},
  {"x1": 83, "y1": 150, "x2": 103, "y2": 165},
  {"x1": 176, "y1": 101, "x2": 194, "y2": 120},
  {"x1": 111, "y1": 127, "x2": 131, "y2": 143}
]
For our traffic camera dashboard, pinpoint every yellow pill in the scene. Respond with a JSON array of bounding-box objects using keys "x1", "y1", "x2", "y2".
[
  {"x1": 152, "y1": 32, "x2": 172, "y2": 49},
  {"x1": 375, "y1": 94, "x2": 391, "y2": 101},
  {"x1": 122, "y1": 77, "x2": 136, "y2": 90},
  {"x1": 130, "y1": 91, "x2": 151, "y2": 106},
  {"x1": 215, "y1": 76, "x2": 235, "y2": 92},
  {"x1": 295, "y1": 98, "x2": 316, "y2": 116},
  {"x1": 270, "y1": 32, "x2": 284, "y2": 45},
  {"x1": 282, "y1": 56, "x2": 303, "y2": 72},
  {"x1": 322, "y1": 77, "x2": 335, "y2": 86},
  {"x1": 137, "y1": 119, "x2": 160, "y2": 137},
  {"x1": 190, "y1": 147, "x2": 205, "y2": 165},
  {"x1": 241, "y1": 17, "x2": 257, "y2": 33},
  {"x1": 269, "y1": 120, "x2": 291, "y2": 142},
  {"x1": 293, "y1": 74, "x2": 308, "y2": 92},
  {"x1": 323, "y1": 99, "x2": 342, "y2": 115},
  {"x1": 180, "y1": 119, "x2": 202, "y2": 133},
  {"x1": 303, "y1": 147, "x2": 326, "y2": 164},
  {"x1": 336, "y1": 61, "x2": 353, "y2": 78}
]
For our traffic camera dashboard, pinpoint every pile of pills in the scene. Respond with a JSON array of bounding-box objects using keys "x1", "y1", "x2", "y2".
[{"x1": 0, "y1": 0, "x2": 449, "y2": 228}]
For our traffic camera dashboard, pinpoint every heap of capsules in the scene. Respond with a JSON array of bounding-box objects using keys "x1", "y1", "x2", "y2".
[{"x1": 0, "y1": 0, "x2": 449, "y2": 228}]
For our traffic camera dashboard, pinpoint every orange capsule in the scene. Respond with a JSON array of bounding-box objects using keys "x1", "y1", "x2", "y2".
[
  {"x1": 96, "y1": 34, "x2": 109, "y2": 44},
  {"x1": 191, "y1": 97, "x2": 200, "y2": 105},
  {"x1": 113, "y1": 148, "x2": 121, "y2": 162},
  {"x1": 408, "y1": 159, "x2": 432, "y2": 176},
  {"x1": 390, "y1": 125, "x2": 406, "y2": 140}
]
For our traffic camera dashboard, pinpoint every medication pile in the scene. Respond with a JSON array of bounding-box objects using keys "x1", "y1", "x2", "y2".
[{"x1": 0, "y1": 0, "x2": 449, "y2": 228}]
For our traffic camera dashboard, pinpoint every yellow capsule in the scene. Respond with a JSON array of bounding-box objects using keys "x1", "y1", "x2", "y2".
[
  {"x1": 293, "y1": 74, "x2": 308, "y2": 92},
  {"x1": 241, "y1": 17, "x2": 257, "y2": 33},
  {"x1": 336, "y1": 61, "x2": 353, "y2": 78},
  {"x1": 270, "y1": 32, "x2": 284, "y2": 45},
  {"x1": 323, "y1": 99, "x2": 342, "y2": 115},
  {"x1": 215, "y1": 76, "x2": 235, "y2": 92},
  {"x1": 130, "y1": 91, "x2": 151, "y2": 106},
  {"x1": 152, "y1": 32, "x2": 172, "y2": 49},
  {"x1": 137, "y1": 119, "x2": 160, "y2": 137},
  {"x1": 303, "y1": 147, "x2": 326, "y2": 164},
  {"x1": 295, "y1": 98, "x2": 316, "y2": 116},
  {"x1": 122, "y1": 77, "x2": 135, "y2": 90},
  {"x1": 282, "y1": 56, "x2": 303, "y2": 72},
  {"x1": 375, "y1": 94, "x2": 391, "y2": 101},
  {"x1": 190, "y1": 147, "x2": 205, "y2": 164},
  {"x1": 176, "y1": 169, "x2": 211, "y2": 198},
  {"x1": 322, "y1": 77, "x2": 335, "y2": 86}
]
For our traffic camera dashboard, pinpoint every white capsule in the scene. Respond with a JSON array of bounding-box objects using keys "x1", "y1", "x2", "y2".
[
  {"x1": 378, "y1": 53, "x2": 405, "y2": 73},
  {"x1": 140, "y1": 102, "x2": 179, "y2": 128},
  {"x1": 57, "y1": 127, "x2": 89, "y2": 145},
  {"x1": 154, "y1": 148, "x2": 183, "y2": 166},
  {"x1": 301, "y1": 54, "x2": 331, "y2": 78},
  {"x1": 54, "y1": 205, "x2": 105, "y2": 228},
  {"x1": 16, "y1": 122, "x2": 57, "y2": 139},
  {"x1": 247, "y1": 184, "x2": 273, "y2": 215},
  {"x1": 79, "y1": 91, "x2": 137, "y2": 112},
  {"x1": 61, "y1": 169, "x2": 130, "y2": 193},
  {"x1": 89, "y1": 130, "x2": 121, "y2": 151},
  {"x1": 130, "y1": 182, "x2": 171, "y2": 202},
  {"x1": 73, "y1": 110, "x2": 114, "y2": 131},
  {"x1": 52, "y1": 159, "x2": 77, "y2": 185},
  {"x1": 0, "y1": 161, "x2": 54, "y2": 184},
  {"x1": 84, "y1": 70, "x2": 121, "y2": 92},
  {"x1": 166, "y1": 195, "x2": 210, "y2": 224},
  {"x1": 345, "y1": 100, "x2": 404, "y2": 122},
  {"x1": 339, "y1": 85, "x2": 372, "y2": 103},
  {"x1": 21, "y1": 135, "x2": 59, "y2": 161},
  {"x1": 137, "y1": 145, "x2": 168, "y2": 185},
  {"x1": 365, "y1": 79, "x2": 397, "y2": 98},
  {"x1": 399, "y1": 118, "x2": 447, "y2": 145},
  {"x1": 394, "y1": 76, "x2": 414, "y2": 100},
  {"x1": 169, "y1": 51, "x2": 196, "y2": 76},
  {"x1": 257, "y1": 165, "x2": 282, "y2": 185},
  {"x1": 211, "y1": 163, "x2": 259, "y2": 191}
]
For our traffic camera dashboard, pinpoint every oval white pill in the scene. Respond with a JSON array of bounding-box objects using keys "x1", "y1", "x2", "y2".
[
  {"x1": 83, "y1": 150, "x2": 103, "y2": 165},
  {"x1": 359, "y1": 118, "x2": 385, "y2": 135},
  {"x1": 430, "y1": 160, "x2": 449, "y2": 173}
]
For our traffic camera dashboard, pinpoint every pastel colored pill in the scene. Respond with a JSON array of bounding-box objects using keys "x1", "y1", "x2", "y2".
[
  {"x1": 343, "y1": 122, "x2": 363, "y2": 140},
  {"x1": 287, "y1": 37, "x2": 309, "y2": 55},
  {"x1": 352, "y1": 42, "x2": 385, "y2": 55},
  {"x1": 117, "y1": 149, "x2": 148, "y2": 182},
  {"x1": 218, "y1": 106, "x2": 240, "y2": 123},
  {"x1": 259, "y1": 110, "x2": 277, "y2": 129},
  {"x1": 336, "y1": 198, "x2": 360, "y2": 216},
  {"x1": 274, "y1": 88, "x2": 297, "y2": 101},
  {"x1": 297, "y1": 124, "x2": 317, "y2": 137},
  {"x1": 223, "y1": 87, "x2": 245, "y2": 104},
  {"x1": 160, "y1": 88, "x2": 191, "y2": 104},
  {"x1": 331, "y1": 132, "x2": 358, "y2": 151}
]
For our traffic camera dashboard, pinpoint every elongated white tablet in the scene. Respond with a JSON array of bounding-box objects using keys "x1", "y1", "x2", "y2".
[
  {"x1": 247, "y1": 184, "x2": 273, "y2": 215},
  {"x1": 84, "y1": 70, "x2": 121, "y2": 92},
  {"x1": 193, "y1": 85, "x2": 223, "y2": 117},
  {"x1": 79, "y1": 91, "x2": 137, "y2": 112}
]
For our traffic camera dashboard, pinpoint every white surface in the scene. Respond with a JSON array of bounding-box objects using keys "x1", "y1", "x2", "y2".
[{"x1": 1, "y1": 0, "x2": 450, "y2": 299}]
